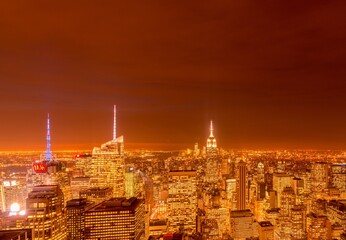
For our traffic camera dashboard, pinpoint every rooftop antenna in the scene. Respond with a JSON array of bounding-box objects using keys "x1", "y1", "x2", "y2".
[
  {"x1": 113, "y1": 105, "x2": 116, "y2": 141},
  {"x1": 209, "y1": 120, "x2": 214, "y2": 138},
  {"x1": 45, "y1": 113, "x2": 52, "y2": 161}
]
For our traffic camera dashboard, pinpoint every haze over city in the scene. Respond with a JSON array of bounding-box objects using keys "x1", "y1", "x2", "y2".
[{"x1": 1, "y1": 1, "x2": 346, "y2": 151}]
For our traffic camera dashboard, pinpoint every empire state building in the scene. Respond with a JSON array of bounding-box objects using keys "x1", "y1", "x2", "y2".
[
  {"x1": 206, "y1": 120, "x2": 218, "y2": 156},
  {"x1": 205, "y1": 121, "x2": 220, "y2": 183}
]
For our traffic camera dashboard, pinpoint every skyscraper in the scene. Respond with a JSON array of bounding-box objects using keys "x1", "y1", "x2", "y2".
[
  {"x1": 205, "y1": 121, "x2": 220, "y2": 183},
  {"x1": 237, "y1": 160, "x2": 247, "y2": 210},
  {"x1": 26, "y1": 185, "x2": 66, "y2": 240},
  {"x1": 90, "y1": 105, "x2": 125, "y2": 197},
  {"x1": 26, "y1": 115, "x2": 72, "y2": 201}
]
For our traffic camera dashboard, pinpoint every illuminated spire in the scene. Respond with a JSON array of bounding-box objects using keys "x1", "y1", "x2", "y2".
[
  {"x1": 209, "y1": 120, "x2": 214, "y2": 138},
  {"x1": 45, "y1": 113, "x2": 52, "y2": 161},
  {"x1": 113, "y1": 105, "x2": 116, "y2": 141}
]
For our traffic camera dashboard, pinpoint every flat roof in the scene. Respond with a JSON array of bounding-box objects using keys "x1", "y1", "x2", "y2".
[
  {"x1": 87, "y1": 197, "x2": 143, "y2": 212},
  {"x1": 258, "y1": 221, "x2": 273, "y2": 227}
]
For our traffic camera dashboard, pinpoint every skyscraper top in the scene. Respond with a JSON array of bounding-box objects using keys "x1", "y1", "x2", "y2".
[
  {"x1": 207, "y1": 120, "x2": 217, "y2": 150},
  {"x1": 209, "y1": 120, "x2": 214, "y2": 138},
  {"x1": 45, "y1": 113, "x2": 52, "y2": 161}
]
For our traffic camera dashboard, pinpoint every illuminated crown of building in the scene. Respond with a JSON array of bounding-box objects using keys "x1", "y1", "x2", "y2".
[
  {"x1": 207, "y1": 120, "x2": 217, "y2": 148},
  {"x1": 92, "y1": 105, "x2": 124, "y2": 155}
]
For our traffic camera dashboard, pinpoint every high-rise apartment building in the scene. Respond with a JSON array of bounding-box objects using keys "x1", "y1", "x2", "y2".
[
  {"x1": 26, "y1": 185, "x2": 66, "y2": 240},
  {"x1": 84, "y1": 197, "x2": 145, "y2": 239},
  {"x1": 167, "y1": 170, "x2": 197, "y2": 235}
]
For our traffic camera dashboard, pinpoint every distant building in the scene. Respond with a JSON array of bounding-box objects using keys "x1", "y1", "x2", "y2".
[
  {"x1": 79, "y1": 187, "x2": 113, "y2": 204},
  {"x1": 70, "y1": 176, "x2": 91, "y2": 199}
]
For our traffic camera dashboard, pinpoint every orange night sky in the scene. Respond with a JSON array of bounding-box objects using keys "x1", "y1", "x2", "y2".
[{"x1": 0, "y1": 1, "x2": 346, "y2": 151}]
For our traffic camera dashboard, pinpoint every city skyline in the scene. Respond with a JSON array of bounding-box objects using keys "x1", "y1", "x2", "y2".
[{"x1": 1, "y1": 2, "x2": 346, "y2": 151}]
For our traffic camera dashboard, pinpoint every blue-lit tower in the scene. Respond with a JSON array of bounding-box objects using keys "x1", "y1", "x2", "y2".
[{"x1": 45, "y1": 113, "x2": 52, "y2": 161}]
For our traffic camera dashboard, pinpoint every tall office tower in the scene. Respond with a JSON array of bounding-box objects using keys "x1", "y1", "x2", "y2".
[
  {"x1": 84, "y1": 197, "x2": 145, "y2": 240},
  {"x1": 125, "y1": 168, "x2": 143, "y2": 198},
  {"x1": 230, "y1": 209, "x2": 255, "y2": 240},
  {"x1": 90, "y1": 105, "x2": 125, "y2": 197},
  {"x1": 26, "y1": 185, "x2": 66, "y2": 240},
  {"x1": 205, "y1": 121, "x2": 220, "y2": 183},
  {"x1": 307, "y1": 213, "x2": 331, "y2": 239},
  {"x1": 167, "y1": 170, "x2": 197, "y2": 235},
  {"x1": 26, "y1": 115, "x2": 72, "y2": 202},
  {"x1": 290, "y1": 205, "x2": 307, "y2": 240},
  {"x1": 66, "y1": 198, "x2": 94, "y2": 240},
  {"x1": 273, "y1": 173, "x2": 292, "y2": 208},
  {"x1": 311, "y1": 162, "x2": 329, "y2": 194},
  {"x1": 236, "y1": 161, "x2": 247, "y2": 210},
  {"x1": 331, "y1": 163, "x2": 346, "y2": 194},
  {"x1": 79, "y1": 187, "x2": 113, "y2": 204},
  {"x1": 257, "y1": 221, "x2": 274, "y2": 240},
  {"x1": 277, "y1": 186, "x2": 295, "y2": 239}
]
